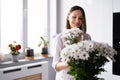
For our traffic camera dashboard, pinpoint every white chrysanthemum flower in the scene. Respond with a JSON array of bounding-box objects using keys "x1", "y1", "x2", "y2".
[{"x1": 79, "y1": 51, "x2": 89, "y2": 60}]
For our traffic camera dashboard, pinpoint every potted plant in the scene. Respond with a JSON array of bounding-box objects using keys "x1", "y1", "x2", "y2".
[
  {"x1": 38, "y1": 36, "x2": 49, "y2": 56},
  {"x1": 8, "y1": 41, "x2": 21, "y2": 62}
]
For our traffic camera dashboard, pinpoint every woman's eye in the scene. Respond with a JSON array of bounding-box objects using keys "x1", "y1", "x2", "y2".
[
  {"x1": 79, "y1": 17, "x2": 83, "y2": 20},
  {"x1": 72, "y1": 16, "x2": 76, "y2": 18}
]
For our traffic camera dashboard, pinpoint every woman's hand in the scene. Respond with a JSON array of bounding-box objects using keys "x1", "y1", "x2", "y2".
[{"x1": 55, "y1": 62, "x2": 69, "y2": 71}]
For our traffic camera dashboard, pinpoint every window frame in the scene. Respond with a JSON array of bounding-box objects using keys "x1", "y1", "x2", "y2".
[{"x1": 0, "y1": 0, "x2": 52, "y2": 62}]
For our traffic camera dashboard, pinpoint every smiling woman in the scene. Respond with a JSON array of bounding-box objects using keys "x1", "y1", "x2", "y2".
[{"x1": 52, "y1": 5, "x2": 91, "y2": 80}]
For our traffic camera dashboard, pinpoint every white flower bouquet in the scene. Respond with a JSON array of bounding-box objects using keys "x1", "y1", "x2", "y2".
[
  {"x1": 60, "y1": 27, "x2": 117, "y2": 80},
  {"x1": 61, "y1": 27, "x2": 83, "y2": 46},
  {"x1": 61, "y1": 40, "x2": 117, "y2": 80}
]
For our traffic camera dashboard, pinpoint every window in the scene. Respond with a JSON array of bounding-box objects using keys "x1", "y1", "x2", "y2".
[
  {"x1": 0, "y1": 0, "x2": 23, "y2": 54},
  {"x1": 28, "y1": 0, "x2": 48, "y2": 53},
  {"x1": 0, "y1": 0, "x2": 49, "y2": 60}
]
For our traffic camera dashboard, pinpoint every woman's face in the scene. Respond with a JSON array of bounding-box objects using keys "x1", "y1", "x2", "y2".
[{"x1": 68, "y1": 10, "x2": 83, "y2": 28}]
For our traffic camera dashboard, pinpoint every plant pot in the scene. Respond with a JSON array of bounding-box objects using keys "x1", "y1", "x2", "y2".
[
  {"x1": 26, "y1": 49, "x2": 34, "y2": 57},
  {"x1": 41, "y1": 47, "x2": 48, "y2": 54},
  {"x1": 41, "y1": 47, "x2": 48, "y2": 57},
  {"x1": 12, "y1": 55, "x2": 19, "y2": 62}
]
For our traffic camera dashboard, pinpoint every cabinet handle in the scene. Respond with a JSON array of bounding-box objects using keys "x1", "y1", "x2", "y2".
[
  {"x1": 3, "y1": 68, "x2": 21, "y2": 74},
  {"x1": 27, "y1": 64, "x2": 42, "y2": 69}
]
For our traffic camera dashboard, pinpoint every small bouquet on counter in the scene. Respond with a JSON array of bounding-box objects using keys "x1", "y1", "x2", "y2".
[{"x1": 8, "y1": 41, "x2": 21, "y2": 55}]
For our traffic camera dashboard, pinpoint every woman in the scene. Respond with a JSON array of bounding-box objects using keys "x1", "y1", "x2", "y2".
[{"x1": 52, "y1": 5, "x2": 91, "y2": 80}]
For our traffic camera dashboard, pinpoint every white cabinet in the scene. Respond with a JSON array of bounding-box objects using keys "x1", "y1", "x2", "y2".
[{"x1": 0, "y1": 61, "x2": 48, "y2": 80}]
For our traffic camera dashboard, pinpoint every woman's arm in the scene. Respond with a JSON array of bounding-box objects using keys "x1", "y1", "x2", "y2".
[{"x1": 52, "y1": 33, "x2": 69, "y2": 72}]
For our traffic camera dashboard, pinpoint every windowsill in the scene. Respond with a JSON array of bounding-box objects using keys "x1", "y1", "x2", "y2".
[{"x1": 0, "y1": 55, "x2": 53, "y2": 69}]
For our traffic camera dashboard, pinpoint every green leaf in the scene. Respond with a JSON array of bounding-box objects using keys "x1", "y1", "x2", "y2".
[{"x1": 38, "y1": 36, "x2": 49, "y2": 47}]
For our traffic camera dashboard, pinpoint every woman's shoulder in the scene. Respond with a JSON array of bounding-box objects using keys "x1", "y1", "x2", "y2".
[
  {"x1": 84, "y1": 33, "x2": 91, "y2": 36},
  {"x1": 54, "y1": 33, "x2": 62, "y2": 39},
  {"x1": 83, "y1": 33, "x2": 91, "y2": 40},
  {"x1": 52, "y1": 33, "x2": 63, "y2": 42}
]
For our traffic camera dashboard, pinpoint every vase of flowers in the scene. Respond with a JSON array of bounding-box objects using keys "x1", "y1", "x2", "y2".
[
  {"x1": 60, "y1": 27, "x2": 117, "y2": 80},
  {"x1": 8, "y1": 41, "x2": 21, "y2": 62}
]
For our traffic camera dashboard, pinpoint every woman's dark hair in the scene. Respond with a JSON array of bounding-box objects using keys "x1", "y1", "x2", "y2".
[{"x1": 66, "y1": 5, "x2": 86, "y2": 33}]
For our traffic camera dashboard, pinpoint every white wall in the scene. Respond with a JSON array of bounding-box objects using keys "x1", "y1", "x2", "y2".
[
  {"x1": 56, "y1": 0, "x2": 120, "y2": 80},
  {"x1": 113, "y1": 0, "x2": 120, "y2": 12}
]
